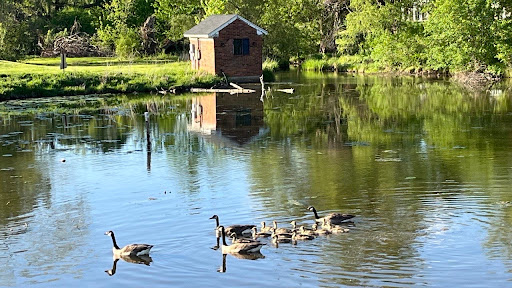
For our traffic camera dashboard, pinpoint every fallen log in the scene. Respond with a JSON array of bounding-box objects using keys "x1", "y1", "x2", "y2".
[
  {"x1": 276, "y1": 88, "x2": 295, "y2": 94},
  {"x1": 190, "y1": 88, "x2": 256, "y2": 94}
]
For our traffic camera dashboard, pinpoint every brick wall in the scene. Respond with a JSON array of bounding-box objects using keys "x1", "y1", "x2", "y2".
[
  {"x1": 214, "y1": 19, "x2": 263, "y2": 78},
  {"x1": 198, "y1": 38, "x2": 215, "y2": 74},
  {"x1": 189, "y1": 38, "x2": 216, "y2": 74}
]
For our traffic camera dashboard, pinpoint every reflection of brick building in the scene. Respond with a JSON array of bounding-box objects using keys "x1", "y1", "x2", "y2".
[
  {"x1": 184, "y1": 14, "x2": 268, "y2": 82},
  {"x1": 188, "y1": 92, "x2": 267, "y2": 145}
]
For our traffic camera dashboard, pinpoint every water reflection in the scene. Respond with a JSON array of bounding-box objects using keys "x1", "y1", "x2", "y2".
[
  {"x1": 217, "y1": 251, "x2": 265, "y2": 273},
  {"x1": 188, "y1": 92, "x2": 267, "y2": 146},
  {"x1": 105, "y1": 254, "x2": 153, "y2": 276},
  {"x1": 0, "y1": 74, "x2": 512, "y2": 287}
]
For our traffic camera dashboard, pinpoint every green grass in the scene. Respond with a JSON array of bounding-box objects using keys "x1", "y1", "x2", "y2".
[
  {"x1": 300, "y1": 55, "x2": 390, "y2": 73},
  {"x1": 0, "y1": 57, "x2": 219, "y2": 100},
  {"x1": 263, "y1": 58, "x2": 279, "y2": 72},
  {"x1": 21, "y1": 55, "x2": 180, "y2": 66}
]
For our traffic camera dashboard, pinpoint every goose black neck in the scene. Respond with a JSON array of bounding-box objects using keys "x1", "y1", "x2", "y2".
[
  {"x1": 220, "y1": 227, "x2": 228, "y2": 246},
  {"x1": 311, "y1": 207, "x2": 320, "y2": 219},
  {"x1": 215, "y1": 217, "x2": 220, "y2": 228},
  {"x1": 109, "y1": 233, "x2": 120, "y2": 249}
]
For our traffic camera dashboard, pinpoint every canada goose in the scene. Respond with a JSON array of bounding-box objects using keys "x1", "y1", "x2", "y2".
[
  {"x1": 292, "y1": 230, "x2": 315, "y2": 241},
  {"x1": 260, "y1": 221, "x2": 272, "y2": 233},
  {"x1": 251, "y1": 227, "x2": 272, "y2": 239},
  {"x1": 272, "y1": 234, "x2": 292, "y2": 244},
  {"x1": 219, "y1": 226, "x2": 265, "y2": 254},
  {"x1": 290, "y1": 220, "x2": 298, "y2": 231},
  {"x1": 210, "y1": 215, "x2": 255, "y2": 237},
  {"x1": 272, "y1": 220, "x2": 292, "y2": 234},
  {"x1": 325, "y1": 222, "x2": 350, "y2": 234},
  {"x1": 105, "y1": 231, "x2": 153, "y2": 257},
  {"x1": 271, "y1": 228, "x2": 293, "y2": 239},
  {"x1": 229, "y1": 232, "x2": 261, "y2": 244},
  {"x1": 312, "y1": 224, "x2": 331, "y2": 236},
  {"x1": 307, "y1": 206, "x2": 355, "y2": 225},
  {"x1": 299, "y1": 226, "x2": 316, "y2": 236}
]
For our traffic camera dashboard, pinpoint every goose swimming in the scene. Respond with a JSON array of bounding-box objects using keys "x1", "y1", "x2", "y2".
[
  {"x1": 219, "y1": 226, "x2": 265, "y2": 254},
  {"x1": 210, "y1": 215, "x2": 255, "y2": 237},
  {"x1": 307, "y1": 206, "x2": 355, "y2": 225},
  {"x1": 105, "y1": 231, "x2": 153, "y2": 257}
]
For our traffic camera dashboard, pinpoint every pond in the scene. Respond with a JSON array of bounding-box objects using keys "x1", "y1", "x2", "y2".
[{"x1": 1, "y1": 70, "x2": 512, "y2": 287}]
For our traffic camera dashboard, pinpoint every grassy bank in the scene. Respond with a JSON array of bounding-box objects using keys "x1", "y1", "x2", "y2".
[
  {"x1": 300, "y1": 55, "x2": 512, "y2": 79},
  {"x1": 301, "y1": 55, "x2": 385, "y2": 73},
  {"x1": 0, "y1": 57, "x2": 219, "y2": 100}
]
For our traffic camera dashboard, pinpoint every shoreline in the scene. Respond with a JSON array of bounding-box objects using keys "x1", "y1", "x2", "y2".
[{"x1": 0, "y1": 59, "x2": 220, "y2": 101}]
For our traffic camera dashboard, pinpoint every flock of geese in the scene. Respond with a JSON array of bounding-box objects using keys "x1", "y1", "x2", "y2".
[
  {"x1": 209, "y1": 206, "x2": 355, "y2": 254},
  {"x1": 104, "y1": 206, "x2": 355, "y2": 274}
]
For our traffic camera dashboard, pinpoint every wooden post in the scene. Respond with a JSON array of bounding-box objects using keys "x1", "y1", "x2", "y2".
[{"x1": 60, "y1": 51, "x2": 67, "y2": 71}]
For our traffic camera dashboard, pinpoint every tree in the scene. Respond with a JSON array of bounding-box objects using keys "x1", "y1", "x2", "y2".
[
  {"x1": 423, "y1": 0, "x2": 500, "y2": 71},
  {"x1": 338, "y1": 0, "x2": 425, "y2": 68},
  {"x1": 96, "y1": 0, "x2": 155, "y2": 56},
  {"x1": 154, "y1": 0, "x2": 202, "y2": 41}
]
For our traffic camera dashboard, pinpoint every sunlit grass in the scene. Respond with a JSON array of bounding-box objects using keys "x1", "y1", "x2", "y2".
[
  {"x1": 300, "y1": 55, "x2": 383, "y2": 73},
  {"x1": 0, "y1": 57, "x2": 219, "y2": 100}
]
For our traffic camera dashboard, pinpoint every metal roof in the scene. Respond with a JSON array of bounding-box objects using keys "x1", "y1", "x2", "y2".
[{"x1": 184, "y1": 14, "x2": 268, "y2": 38}]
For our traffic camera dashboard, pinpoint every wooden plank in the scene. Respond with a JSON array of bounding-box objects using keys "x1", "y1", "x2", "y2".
[
  {"x1": 190, "y1": 88, "x2": 256, "y2": 93},
  {"x1": 276, "y1": 88, "x2": 295, "y2": 94},
  {"x1": 229, "y1": 82, "x2": 244, "y2": 89}
]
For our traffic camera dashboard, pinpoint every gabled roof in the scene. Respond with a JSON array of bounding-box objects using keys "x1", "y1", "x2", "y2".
[{"x1": 184, "y1": 14, "x2": 268, "y2": 38}]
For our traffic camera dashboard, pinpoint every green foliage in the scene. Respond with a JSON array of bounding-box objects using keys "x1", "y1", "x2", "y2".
[
  {"x1": 115, "y1": 28, "x2": 143, "y2": 58},
  {"x1": 154, "y1": 0, "x2": 202, "y2": 40},
  {"x1": 495, "y1": 17, "x2": 512, "y2": 66},
  {"x1": 201, "y1": 0, "x2": 229, "y2": 18},
  {"x1": 423, "y1": 0, "x2": 498, "y2": 71},
  {"x1": 259, "y1": 0, "x2": 322, "y2": 59},
  {"x1": 1, "y1": 0, "x2": 510, "y2": 74},
  {"x1": 301, "y1": 58, "x2": 328, "y2": 71},
  {"x1": 50, "y1": 7, "x2": 100, "y2": 35},
  {"x1": 96, "y1": 0, "x2": 155, "y2": 56},
  {"x1": 339, "y1": 0, "x2": 511, "y2": 74},
  {"x1": 263, "y1": 58, "x2": 279, "y2": 72},
  {"x1": 0, "y1": 21, "x2": 32, "y2": 61}
]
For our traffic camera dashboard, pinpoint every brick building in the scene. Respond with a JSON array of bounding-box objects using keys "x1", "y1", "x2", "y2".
[{"x1": 184, "y1": 14, "x2": 268, "y2": 82}]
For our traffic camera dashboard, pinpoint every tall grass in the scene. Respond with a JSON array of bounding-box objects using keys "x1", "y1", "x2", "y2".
[
  {"x1": 301, "y1": 55, "x2": 382, "y2": 73},
  {"x1": 0, "y1": 58, "x2": 219, "y2": 100},
  {"x1": 263, "y1": 58, "x2": 279, "y2": 71}
]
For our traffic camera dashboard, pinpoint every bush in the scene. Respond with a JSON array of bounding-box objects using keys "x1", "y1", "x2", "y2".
[
  {"x1": 263, "y1": 58, "x2": 279, "y2": 71},
  {"x1": 262, "y1": 68, "x2": 275, "y2": 82},
  {"x1": 115, "y1": 28, "x2": 142, "y2": 58}
]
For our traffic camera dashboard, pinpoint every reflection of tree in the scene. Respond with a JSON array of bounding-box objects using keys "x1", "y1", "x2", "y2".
[
  {"x1": 255, "y1": 72, "x2": 512, "y2": 281},
  {"x1": 0, "y1": 116, "x2": 51, "y2": 226}
]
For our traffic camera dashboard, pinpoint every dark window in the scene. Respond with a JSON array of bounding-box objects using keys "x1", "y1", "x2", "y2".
[{"x1": 233, "y1": 38, "x2": 250, "y2": 55}]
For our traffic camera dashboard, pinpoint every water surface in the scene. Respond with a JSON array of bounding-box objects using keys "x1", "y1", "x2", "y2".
[{"x1": 1, "y1": 71, "x2": 512, "y2": 287}]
